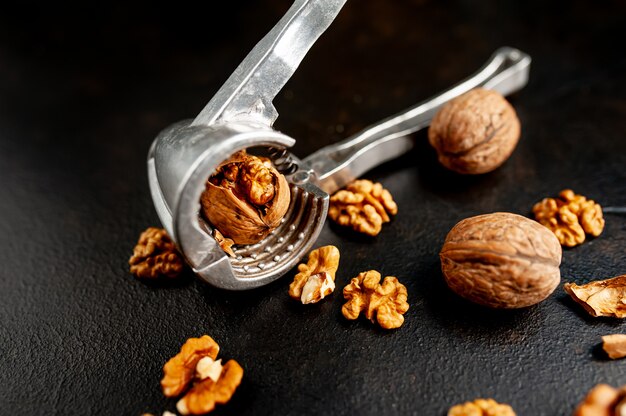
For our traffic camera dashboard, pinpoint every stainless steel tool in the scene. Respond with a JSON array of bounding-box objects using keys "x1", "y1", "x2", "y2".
[{"x1": 147, "y1": 0, "x2": 531, "y2": 290}]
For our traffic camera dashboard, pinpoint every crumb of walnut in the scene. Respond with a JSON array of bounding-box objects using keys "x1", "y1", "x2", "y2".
[
  {"x1": 328, "y1": 179, "x2": 397, "y2": 236},
  {"x1": 342, "y1": 270, "x2": 409, "y2": 329},
  {"x1": 161, "y1": 335, "x2": 243, "y2": 415},
  {"x1": 574, "y1": 384, "x2": 626, "y2": 416},
  {"x1": 602, "y1": 334, "x2": 626, "y2": 359},
  {"x1": 213, "y1": 229, "x2": 235, "y2": 258},
  {"x1": 129, "y1": 227, "x2": 184, "y2": 279},
  {"x1": 448, "y1": 398, "x2": 516, "y2": 416},
  {"x1": 428, "y1": 88, "x2": 521, "y2": 175},
  {"x1": 564, "y1": 275, "x2": 626, "y2": 318},
  {"x1": 289, "y1": 246, "x2": 340, "y2": 304},
  {"x1": 532, "y1": 189, "x2": 605, "y2": 247}
]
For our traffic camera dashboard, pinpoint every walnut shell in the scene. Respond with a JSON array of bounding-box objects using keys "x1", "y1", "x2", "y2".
[
  {"x1": 201, "y1": 151, "x2": 290, "y2": 245},
  {"x1": 428, "y1": 88, "x2": 521, "y2": 174},
  {"x1": 440, "y1": 212, "x2": 562, "y2": 308}
]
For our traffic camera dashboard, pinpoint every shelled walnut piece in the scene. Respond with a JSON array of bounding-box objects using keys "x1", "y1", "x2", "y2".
[
  {"x1": 129, "y1": 227, "x2": 184, "y2": 279},
  {"x1": 201, "y1": 150, "x2": 290, "y2": 245},
  {"x1": 602, "y1": 334, "x2": 626, "y2": 360},
  {"x1": 440, "y1": 213, "x2": 562, "y2": 308},
  {"x1": 160, "y1": 335, "x2": 243, "y2": 415},
  {"x1": 533, "y1": 189, "x2": 605, "y2": 247},
  {"x1": 448, "y1": 398, "x2": 516, "y2": 416},
  {"x1": 342, "y1": 270, "x2": 409, "y2": 329},
  {"x1": 289, "y1": 245, "x2": 340, "y2": 304},
  {"x1": 428, "y1": 88, "x2": 521, "y2": 174},
  {"x1": 574, "y1": 384, "x2": 626, "y2": 416},
  {"x1": 564, "y1": 274, "x2": 626, "y2": 318},
  {"x1": 328, "y1": 179, "x2": 398, "y2": 236}
]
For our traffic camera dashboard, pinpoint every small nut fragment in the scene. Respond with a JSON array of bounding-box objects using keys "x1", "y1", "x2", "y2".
[
  {"x1": 428, "y1": 88, "x2": 521, "y2": 174},
  {"x1": 201, "y1": 150, "x2": 290, "y2": 245},
  {"x1": 440, "y1": 213, "x2": 562, "y2": 308},
  {"x1": 574, "y1": 384, "x2": 626, "y2": 416},
  {"x1": 328, "y1": 179, "x2": 397, "y2": 236},
  {"x1": 176, "y1": 360, "x2": 243, "y2": 415},
  {"x1": 129, "y1": 227, "x2": 184, "y2": 279},
  {"x1": 161, "y1": 335, "x2": 220, "y2": 397},
  {"x1": 342, "y1": 270, "x2": 409, "y2": 329},
  {"x1": 213, "y1": 229, "x2": 235, "y2": 258},
  {"x1": 289, "y1": 246, "x2": 340, "y2": 304},
  {"x1": 564, "y1": 274, "x2": 626, "y2": 318},
  {"x1": 602, "y1": 334, "x2": 626, "y2": 359},
  {"x1": 448, "y1": 398, "x2": 516, "y2": 416},
  {"x1": 533, "y1": 189, "x2": 605, "y2": 247}
]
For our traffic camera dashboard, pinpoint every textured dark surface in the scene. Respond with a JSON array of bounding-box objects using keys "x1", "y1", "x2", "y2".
[{"x1": 1, "y1": 1, "x2": 626, "y2": 415}]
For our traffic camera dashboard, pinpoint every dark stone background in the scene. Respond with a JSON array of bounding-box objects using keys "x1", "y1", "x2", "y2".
[{"x1": 1, "y1": 1, "x2": 625, "y2": 415}]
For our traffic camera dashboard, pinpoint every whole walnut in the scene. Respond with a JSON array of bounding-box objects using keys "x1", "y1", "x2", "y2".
[
  {"x1": 428, "y1": 88, "x2": 521, "y2": 174},
  {"x1": 201, "y1": 151, "x2": 290, "y2": 245},
  {"x1": 440, "y1": 212, "x2": 562, "y2": 308}
]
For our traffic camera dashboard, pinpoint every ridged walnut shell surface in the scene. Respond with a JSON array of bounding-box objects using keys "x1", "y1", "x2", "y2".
[
  {"x1": 440, "y1": 212, "x2": 562, "y2": 308},
  {"x1": 428, "y1": 88, "x2": 521, "y2": 174}
]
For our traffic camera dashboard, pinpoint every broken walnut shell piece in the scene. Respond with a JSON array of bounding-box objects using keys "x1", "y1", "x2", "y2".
[
  {"x1": 574, "y1": 384, "x2": 626, "y2": 416},
  {"x1": 440, "y1": 213, "x2": 562, "y2": 308},
  {"x1": 161, "y1": 335, "x2": 220, "y2": 398},
  {"x1": 129, "y1": 227, "x2": 184, "y2": 279},
  {"x1": 448, "y1": 398, "x2": 516, "y2": 416},
  {"x1": 602, "y1": 334, "x2": 626, "y2": 360},
  {"x1": 201, "y1": 150, "x2": 290, "y2": 245},
  {"x1": 289, "y1": 245, "x2": 340, "y2": 304},
  {"x1": 564, "y1": 274, "x2": 626, "y2": 318},
  {"x1": 176, "y1": 360, "x2": 244, "y2": 415},
  {"x1": 213, "y1": 229, "x2": 235, "y2": 258},
  {"x1": 428, "y1": 88, "x2": 521, "y2": 175},
  {"x1": 342, "y1": 270, "x2": 409, "y2": 329},
  {"x1": 328, "y1": 179, "x2": 397, "y2": 236}
]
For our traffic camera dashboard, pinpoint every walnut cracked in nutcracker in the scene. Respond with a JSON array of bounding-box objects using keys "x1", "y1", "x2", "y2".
[
  {"x1": 161, "y1": 335, "x2": 243, "y2": 415},
  {"x1": 201, "y1": 150, "x2": 290, "y2": 246}
]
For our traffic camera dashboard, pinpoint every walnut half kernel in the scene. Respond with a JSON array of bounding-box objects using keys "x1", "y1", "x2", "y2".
[
  {"x1": 129, "y1": 227, "x2": 184, "y2": 279},
  {"x1": 533, "y1": 189, "x2": 605, "y2": 247},
  {"x1": 160, "y1": 335, "x2": 243, "y2": 415},
  {"x1": 448, "y1": 398, "x2": 516, "y2": 416},
  {"x1": 289, "y1": 246, "x2": 340, "y2": 304},
  {"x1": 342, "y1": 270, "x2": 409, "y2": 329},
  {"x1": 602, "y1": 334, "x2": 626, "y2": 360},
  {"x1": 328, "y1": 179, "x2": 397, "y2": 236},
  {"x1": 574, "y1": 384, "x2": 626, "y2": 416}
]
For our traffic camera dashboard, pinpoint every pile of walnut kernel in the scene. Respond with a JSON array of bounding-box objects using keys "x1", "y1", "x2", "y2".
[{"x1": 127, "y1": 87, "x2": 621, "y2": 415}]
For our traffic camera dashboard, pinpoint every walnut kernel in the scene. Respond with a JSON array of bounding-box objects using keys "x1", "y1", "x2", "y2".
[
  {"x1": 602, "y1": 334, "x2": 626, "y2": 360},
  {"x1": 342, "y1": 270, "x2": 409, "y2": 329},
  {"x1": 428, "y1": 88, "x2": 521, "y2": 174},
  {"x1": 440, "y1": 213, "x2": 562, "y2": 308},
  {"x1": 533, "y1": 189, "x2": 605, "y2": 247},
  {"x1": 564, "y1": 274, "x2": 626, "y2": 318},
  {"x1": 574, "y1": 384, "x2": 626, "y2": 416},
  {"x1": 289, "y1": 246, "x2": 340, "y2": 304},
  {"x1": 201, "y1": 150, "x2": 290, "y2": 245},
  {"x1": 161, "y1": 335, "x2": 220, "y2": 397},
  {"x1": 129, "y1": 227, "x2": 184, "y2": 279},
  {"x1": 176, "y1": 360, "x2": 243, "y2": 415},
  {"x1": 448, "y1": 398, "x2": 516, "y2": 416},
  {"x1": 328, "y1": 179, "x2": 397, "y2": 236}
]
